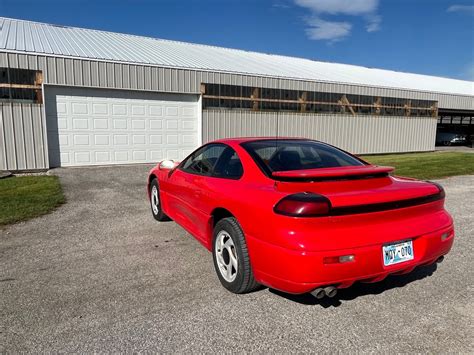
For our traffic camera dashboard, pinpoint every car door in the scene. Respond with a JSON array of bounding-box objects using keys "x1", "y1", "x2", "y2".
[{"x1": 165, "y1": 144, "x2": 227, "y2": 241}]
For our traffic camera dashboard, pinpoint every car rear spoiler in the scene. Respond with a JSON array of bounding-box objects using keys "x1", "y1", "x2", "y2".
[{"x1": 271, "y1": 165, "x2": 395, "y2": 181}]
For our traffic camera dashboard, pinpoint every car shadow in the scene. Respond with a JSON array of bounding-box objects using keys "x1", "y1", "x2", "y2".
[{"x1": 269, "y1": 263, "x2": 438, "y2": 308}]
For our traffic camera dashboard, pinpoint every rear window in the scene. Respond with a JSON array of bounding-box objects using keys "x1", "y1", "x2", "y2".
[{"x1": 242, "y1": 139, "x2": 364, "y2": 174}]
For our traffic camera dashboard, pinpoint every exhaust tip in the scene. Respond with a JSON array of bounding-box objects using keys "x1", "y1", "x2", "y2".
[
  {"x1": 324, "y1": 286, "x2": 337, "y2": 298},
  {"x1": 310, "y1": 288, "x2": 326, "y2": 299},
  {"x1": 437, "y1": 255, "x2": 445, "y2": 263}
]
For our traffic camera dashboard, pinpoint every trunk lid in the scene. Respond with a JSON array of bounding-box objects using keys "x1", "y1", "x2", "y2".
[{"x1": 274, "y1": 169, "x2": 440, "y2": 208}]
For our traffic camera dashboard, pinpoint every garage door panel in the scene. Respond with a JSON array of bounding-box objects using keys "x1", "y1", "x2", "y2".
[
  {"x1": 112, "y1": 104, "x2": 127, "y2": 116},
  {"x1": 149, "y1": 106, "x2": 163, "y2": 116},
  {"x1": 149, "y1": 120, "x2": 163, "y2": 130},
  {"x1": 46, "y1": 87, "x2": 200, "y2": 167},
  {"x1": 93, "y1": 119, "x2": 109, "y2": 129},
  {"x1": 95, "y1": 151, "x2": 110, "y2": 163},
  {"x1": 92, "y1": 103, "x2": 108, "y2": 115}
]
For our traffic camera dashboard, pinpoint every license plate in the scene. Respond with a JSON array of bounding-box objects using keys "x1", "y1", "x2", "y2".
[{"x1": 383, "y1": 240, "x2": 414, "y2": 266}]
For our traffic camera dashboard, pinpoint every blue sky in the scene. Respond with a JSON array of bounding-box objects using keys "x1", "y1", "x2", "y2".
[{"x1": 1, "y1": 0, "x2": 473, "y2": 80}]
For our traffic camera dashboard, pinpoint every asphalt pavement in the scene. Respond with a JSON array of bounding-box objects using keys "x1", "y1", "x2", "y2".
[{"x1": 1, "y1": 165, "x2": 473, "y2": 352}]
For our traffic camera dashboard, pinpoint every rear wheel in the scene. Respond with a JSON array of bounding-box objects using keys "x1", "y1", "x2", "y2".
[
  {"x1": 212, "y1": 217, "x2": 260, "y2": 294},
  {"x1": 149, "y1": 179, "x2": 170, "y2": 221}
]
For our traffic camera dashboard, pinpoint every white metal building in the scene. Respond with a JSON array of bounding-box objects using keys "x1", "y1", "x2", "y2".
[{"x1": 0, "y1": 17, "x2": 473, "y2": 170}]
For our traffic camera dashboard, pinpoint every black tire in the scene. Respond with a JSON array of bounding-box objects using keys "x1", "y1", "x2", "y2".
[
  {"x1": 443, "y1": 141, "x2": 451, "y2": 146},
  {"x1": 212, "y1": 217, "x2": 260, "y2": 294},
  {"x1": 149, "y1": 179, "x2": 170, "y2": 222}
]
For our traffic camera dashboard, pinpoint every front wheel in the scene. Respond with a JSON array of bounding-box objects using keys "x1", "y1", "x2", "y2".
[
  {"x1": 212, "y1": 217, "x2": 260, "y2": 294},
  {"x1": 149, "y1": 179, "x2": 170, "y2": 221}
]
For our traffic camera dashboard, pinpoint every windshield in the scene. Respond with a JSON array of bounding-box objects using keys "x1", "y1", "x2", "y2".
[{"x1": 242, "y1": 139, "x2": 365, "y2": 174}]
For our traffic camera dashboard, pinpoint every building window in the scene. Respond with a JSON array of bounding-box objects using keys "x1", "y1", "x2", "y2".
[
  {"x1": 0, "y1": 68, "x2": 43, "y2": 104},
  {"x1": 202, "y1": 83, "x2": 438, "y2": 117}
]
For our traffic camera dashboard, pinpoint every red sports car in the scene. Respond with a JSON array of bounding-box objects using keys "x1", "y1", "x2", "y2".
[{"x1": 147, "y1": 138, "x2": 454, "y2": 298}]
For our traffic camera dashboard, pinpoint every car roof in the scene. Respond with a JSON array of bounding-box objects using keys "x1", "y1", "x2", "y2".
[{"x1": 212, "y1": 137, "x2": 311, "y2": 144}]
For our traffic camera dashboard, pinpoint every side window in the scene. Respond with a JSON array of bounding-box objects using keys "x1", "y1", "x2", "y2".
[
  {"x1": 181, "y1": 144, "x2": 226, "y2": 176},
  {"x1": 213, "y1": 147, "x2": 244, "y2": 179}
]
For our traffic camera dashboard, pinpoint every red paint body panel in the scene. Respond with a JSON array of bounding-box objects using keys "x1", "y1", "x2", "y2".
[{"x1": 148, "y1": 138, "x2": 455, "y2": 294}]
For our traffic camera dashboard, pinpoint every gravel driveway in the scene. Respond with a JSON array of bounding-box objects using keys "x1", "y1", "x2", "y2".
[{"x1": 1, "y1": 165, "x2": 473, "y2": 352}]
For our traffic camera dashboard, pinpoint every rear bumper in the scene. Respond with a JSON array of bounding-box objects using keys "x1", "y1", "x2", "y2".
[{"x1": 247, "y1": 224, "x2": 454, "y2": 294}]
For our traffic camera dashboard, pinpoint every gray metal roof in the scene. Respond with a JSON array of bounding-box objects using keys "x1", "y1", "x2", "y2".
[{"x1": 1, "y1": 17, "x2": 473, "y2": 96}]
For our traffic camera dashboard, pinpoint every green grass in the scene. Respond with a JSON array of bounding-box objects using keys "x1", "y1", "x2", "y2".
[
  {"x1": 361, "y1": 152, "x2": 474, "y2": 180},
  {"x1": 0, "y1": 175, "x2": 65, "y2": 226}
]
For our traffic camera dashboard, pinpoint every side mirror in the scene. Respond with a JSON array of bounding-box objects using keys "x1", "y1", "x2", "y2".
[{"x1": 159, "y1": 160, "x2": 176, "y2": 170}]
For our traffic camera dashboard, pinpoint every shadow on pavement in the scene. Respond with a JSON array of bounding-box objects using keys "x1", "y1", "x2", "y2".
[{"x1": 269, "y1": 263, "x2": 438, "y2": 308}]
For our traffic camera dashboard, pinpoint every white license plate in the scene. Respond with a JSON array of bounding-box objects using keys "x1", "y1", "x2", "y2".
[{"x1": 383, "y1": 240, "x2": 414, "y2": 266}]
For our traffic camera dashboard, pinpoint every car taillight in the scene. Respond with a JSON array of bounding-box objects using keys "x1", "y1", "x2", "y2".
[
  {"x1": 273, "y1": 192, "x2": 331, "y2": 217},
  {"x1": 428, "y1": 181, "x2": 445, "y2": 198}
]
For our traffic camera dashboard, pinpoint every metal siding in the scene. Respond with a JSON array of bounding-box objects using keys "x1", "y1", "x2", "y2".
[
  {"x1": 164, "y1": 68, "x2": 171, "y2": 92},
  {"x1": 22, "y1": 104, "x2": 35, "y2": 168},
  {"x1": 184, "y1": 70, "x2": 190, "y2": 93},
  {"x1": 0, "y1": 103, "x2": 47, "y2": 170},
  {"x1": 114, "y1": 63, "x2": 122, "y2": 88},
  {"x1": 98, "y1": 61, "x2": 107, "y2": 87},
  {"x1": 2, "y1": 104, "x2": 16, "y2": 169},
  {"x1": 122, "y1": 63, "x2": 130, "y2": 89},
  {"x1": 177, "y1": 69, "x2": 185, "y2": 92},
  {"x1": 90, "y1": 60, "x2": 99, "y2": 87},
  {"x1": 130, "y1": 64, "x2": 138, "y2": 90},
  {"x1": 151, "y1": 66, "x2": 159, "y2": 91},
  {"x1": 18, "y1": 53, "x2": 27, "y2": 68},
  {"x1": 0, "y1": 110, "x2": 5, "y2": 170},
  {"x1": 0, "y1": 52, "x2": 7, "y2": 66},
  {"x1": 65, "y1": 57, "x2": 74, "y2": 85},
  {"x1": 56, "y1": 57, "x2": 66, "y2": 85},
  {"x1": 73, "y1": 59, "x2": 83, "y2": 86},
  {"x1": 144, "y1": 66, "x2": 151, "y2": 91},
  {"x1": 45, "y1": 56, "x2": 55, "y2": 83},
  {"x1": 202, "y1": 110, "x2": 437, "y2": 154},
  {"x1": 8, "y1": 52, "x2": 18, "y2": 68},
  {"x1": 82, "y1": 59, "x2": 91, "y2": 87},
  {"x1": 27, "y1": 53, "x2": 37, "y2": 69},
  {"x1": 107, "y1": 62, "x2": 115, "y2": 88},
  {"x1": 136, "y1": 65, "x2": 145, "y2": 90},
  {"x1": 31, "y1": 103, "x2": 46, "y2": 168}
]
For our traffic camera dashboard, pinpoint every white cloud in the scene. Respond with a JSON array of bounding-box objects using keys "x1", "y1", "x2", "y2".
[
  {"x1": 295, "y1": 0, "x2": 378, "y2": 15},
  {"x1": 447, "y1": 5, "x2": 474, "y2": 13},
  {"x1": 294, "y1": 0, "x2": 381, "y2": 41},
  {"x1": 305, "y1": 18, "x2": 352, "y2": 40},
  {"x1": 366, "y1": 15, "x2": 381, "y2": 32},
  {"x1": 273, "y1": 1, "x2": 291, "y2": 9}
]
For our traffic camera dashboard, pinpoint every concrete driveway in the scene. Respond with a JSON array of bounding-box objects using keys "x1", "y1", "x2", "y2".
[{"x1": 1, "y1": 165, "x2": 473, "y2": 352}]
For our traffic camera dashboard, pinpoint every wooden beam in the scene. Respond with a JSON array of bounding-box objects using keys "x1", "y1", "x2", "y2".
[
  {"x1": 374, "y1": 97, "x2": 382, "y2": 115},
  {"x1": 251, "y1": 87, "x2": 259, "y2": 111},
  {"x1": 0, "y1": 83, "x2": 42, "y2": 89},
  {"x1": 34, "y1": 71, "x2": 43, "y2": 85},
  {"x1": 404, "y1": 100, "x2": 411, "y2": 117},
  {"x1": 34, "y1": 71, "x2": 44, "y2": 104},
  {"x1": 340, "y1": 95, "x2": 356, "y2": 116},
  {"x1": 431, "y1": 102, "x2": 438, "y2": 117},
  {"x1": 299, "y1": 91, "x2": 307, "y2": 112}
]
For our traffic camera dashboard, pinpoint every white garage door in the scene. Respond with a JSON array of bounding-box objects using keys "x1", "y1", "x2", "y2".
[{"x1": 45, "y1": 86, "x2": 200, "y2": 167}]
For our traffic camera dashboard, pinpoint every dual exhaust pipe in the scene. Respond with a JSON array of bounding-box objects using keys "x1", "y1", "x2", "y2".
[
  {"x1": 310, "y1": 256, "x2": 445, "y2": 299},
  {"x1": 310, "y1": 286, "x2": 337, "y2": 299}
]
